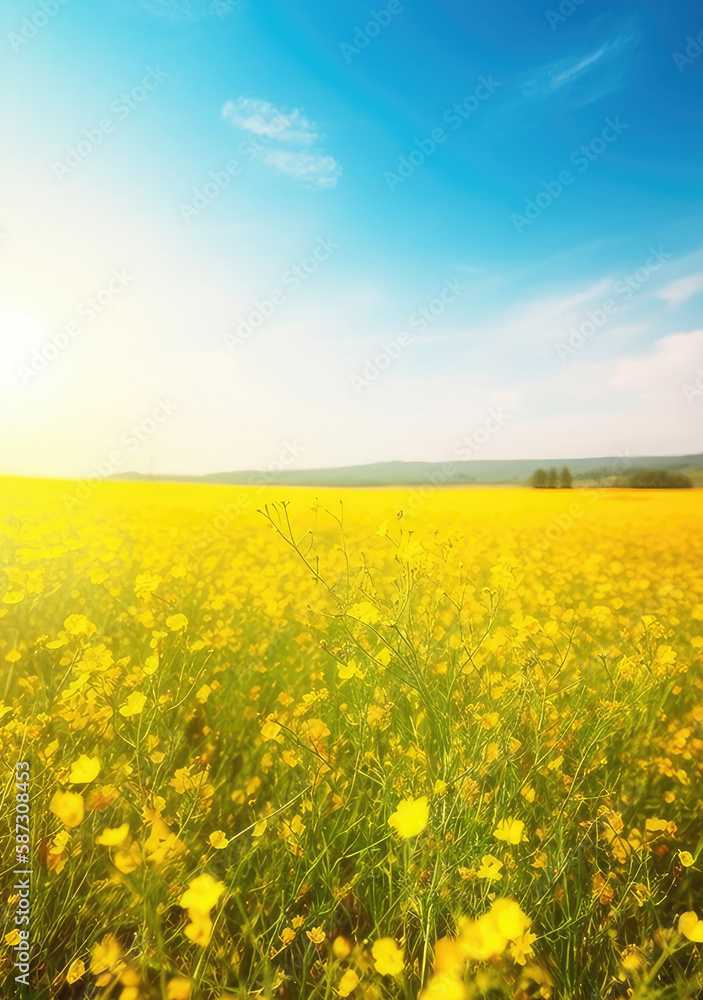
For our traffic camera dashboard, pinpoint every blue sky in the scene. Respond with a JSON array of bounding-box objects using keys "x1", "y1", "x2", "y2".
[{"x1": 1, "y1": 0, "x2": 702, "y2": 476}]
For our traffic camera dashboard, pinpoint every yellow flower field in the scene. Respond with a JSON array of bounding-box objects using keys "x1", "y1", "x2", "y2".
[{"x1": 1, "y1": 478, "x2": 702, "y2": 999}]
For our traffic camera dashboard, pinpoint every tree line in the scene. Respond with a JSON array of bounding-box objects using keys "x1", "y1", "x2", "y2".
[
  {"x1": 530, "y1": 466, "x2": 573, "y2": 488},
  {"x1": 530, "y1": 466, "x2": 693, "y2": 489}
]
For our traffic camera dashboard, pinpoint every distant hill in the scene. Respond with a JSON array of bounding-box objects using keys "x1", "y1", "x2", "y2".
[{"x1": 111, "y1": 454, "x2": 703, "y2": 487}]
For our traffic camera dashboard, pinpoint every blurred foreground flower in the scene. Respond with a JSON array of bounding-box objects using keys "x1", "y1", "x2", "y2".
[
  {"x1": 90, "y1": 934, "x2": 125, "y2": 986},
  {"x1": 421, "y1": 899, "x2": 535, "y2": 998},
  {"x1": 338, "y1": 969, "x2": 360, "y2": 996},
  {"x1": 180, "y1": 874, "x2": 226, "y2": 946},
  {"x1": 372, "y1": 937, "x2": 404, "y2": 976},
  {"x1": 389, "y1": 795, "x2": 429, "y2": 839},
  {"x1": 50, "y1": 790, "x2": 84, "y2": 828}
]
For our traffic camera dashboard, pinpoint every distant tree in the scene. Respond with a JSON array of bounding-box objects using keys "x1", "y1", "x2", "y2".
[
  {"x1": 547, "y1": 467, "x2": 558, "y2": 489},
  {"x1": 560, "y1": 466, "x2": 573, "y2": 489},
  {"x1": 622, "y1": 469, "x2": 693, "y2": 489},
  {"x1": 531, "y1": 468, "x2": 547, "y2": 488}
]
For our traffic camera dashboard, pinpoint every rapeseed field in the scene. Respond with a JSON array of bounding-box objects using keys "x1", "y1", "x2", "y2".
[{"x1": 1, "y1": 479, "x2": 702, "y2": 999}]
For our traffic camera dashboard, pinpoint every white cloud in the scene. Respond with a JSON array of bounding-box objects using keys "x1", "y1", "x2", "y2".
[
  {"x1": 261, "y1": 150, "x2": 342, "y2": 189},
  {"x1": 222, "y1": 98, "x2": 317, "y2": 144},
  {"x1": 612, "y1": 330, "x2": 703, "y2": 395},
  {"x1": 223, "y1": 97, "x2": 341, "y2": 188},
  {"x1": 518, "y1": 29, "x2": 636, "y2": 109},
  {"x1": 655, "y1": 273, "x2": 703, "y2": 308}
]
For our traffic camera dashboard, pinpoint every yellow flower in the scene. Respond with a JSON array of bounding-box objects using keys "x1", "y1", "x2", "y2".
[
  {"x1": 372, "y1": 937, "x2": 405, "y2": 976},
  {"x1": 476, "y1": 854, "x2": 503, "y2": 881},
  {"x1": 458, "y1": 899, "x2": 532, "y2": 964},
  {"x1": 134, "y1": 572, "x2": 162, "y2": 599},
  {"x1": 420, "y1": 973, "x2": 467, "y2": 1000},
  {"x1": 338, "y1": 969, "x2": 360, "y2": 996},
  {"x1": 184, "y1": 914, "x2": 213, "y2": 947},
  {"x1": 66, "y1": 958, "x2": 86, "y2": 984},
  {"x1": 459, "y1": 914, "x2": 507, "y2": 962},
  {"x1": 332, "y1": 935, "x2": 352, "y2": 959},
  {"x1": 50, "y1": 790, "x2": 84, "y2": 828},
  {"x1": 493, "y1": 817, "x2": 525, "y2": 845},
  {"x1": 5, "y1": 929, "x2": 21, "y2": 946},
  {"x1": 280, "y1": 927, "x2": 296, "y2": 946},
  {"x1": 679, "y1": 850, "x2": 695, "y2": 867},
  {"x1": 120, "y1": 968, "x2": 141, "y2": 1000},
  {"x1": 96, "y1": 823, "x2": 130, "y2": 846},
  {"x1": 68, "y1": 754, "x2": 101, "y2": 784},
  {"x1": 179, "y1": 874, "x2": 224, "y2": 947},
  {"x1": 509, "y1": 928, "x2": 537, "y2": 965},
  {"x1": 112, "y1": 842, "x2": 142, "y2": 874},
  {"x1": 338, "y1": 660, "x2": 365, "y2": 681},
  {"x1": 196, "y1": 684, "x2": 212, "y2": 703},
  {"x1": 166, "y1": 977, "x2": 192, "y2": 999},
  {"x1": 389, "y1": 796, "x2": 429, "y2": 839},
  {"x1": 490, "y1": 899, "x2": 530, "y2": 940},
  {"x1": 64, "y1": 613, "x2": 97, "y2": 636},
  {"x1": 119, "y1": 691, "x2": 147, "y2": 717},
  {"x1": 166, "y1": 613, "x2": 188, "y2": 631},
  {"x1": 90, "y1": 934, "x2": 125, "y2": 986},
  {"x1": 5, "y1": 649, "x2": 21, "y2": 662},
  {"x1": 620, "y1": 946, "x2": 645, "y2": 973},
  {"x1": 260, "y1": 718, "x2": 282, "y2": 741},
  {"x1": 209, "y1": 830, "x2": 229, "y2": 849},
  {"x1": 479, "y1": 711, "x2": 500, "y2": 729},
  {"x1": 180, "y1": 874, "x2": 225, "y2": 916},
  {"x1": 306, "y1": 926, "x2": 326, "y2": 944},
  {"x1": 679, "y1": 911, "x2": 703, "y2": 942},
  {"x1": 2, "y1": 590, "x2": 25, "y2": 604}
]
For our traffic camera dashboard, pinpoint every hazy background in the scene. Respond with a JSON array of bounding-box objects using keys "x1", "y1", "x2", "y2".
[{"x1": 1, "y1": 0, "x2": 702, "y2": 478}]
